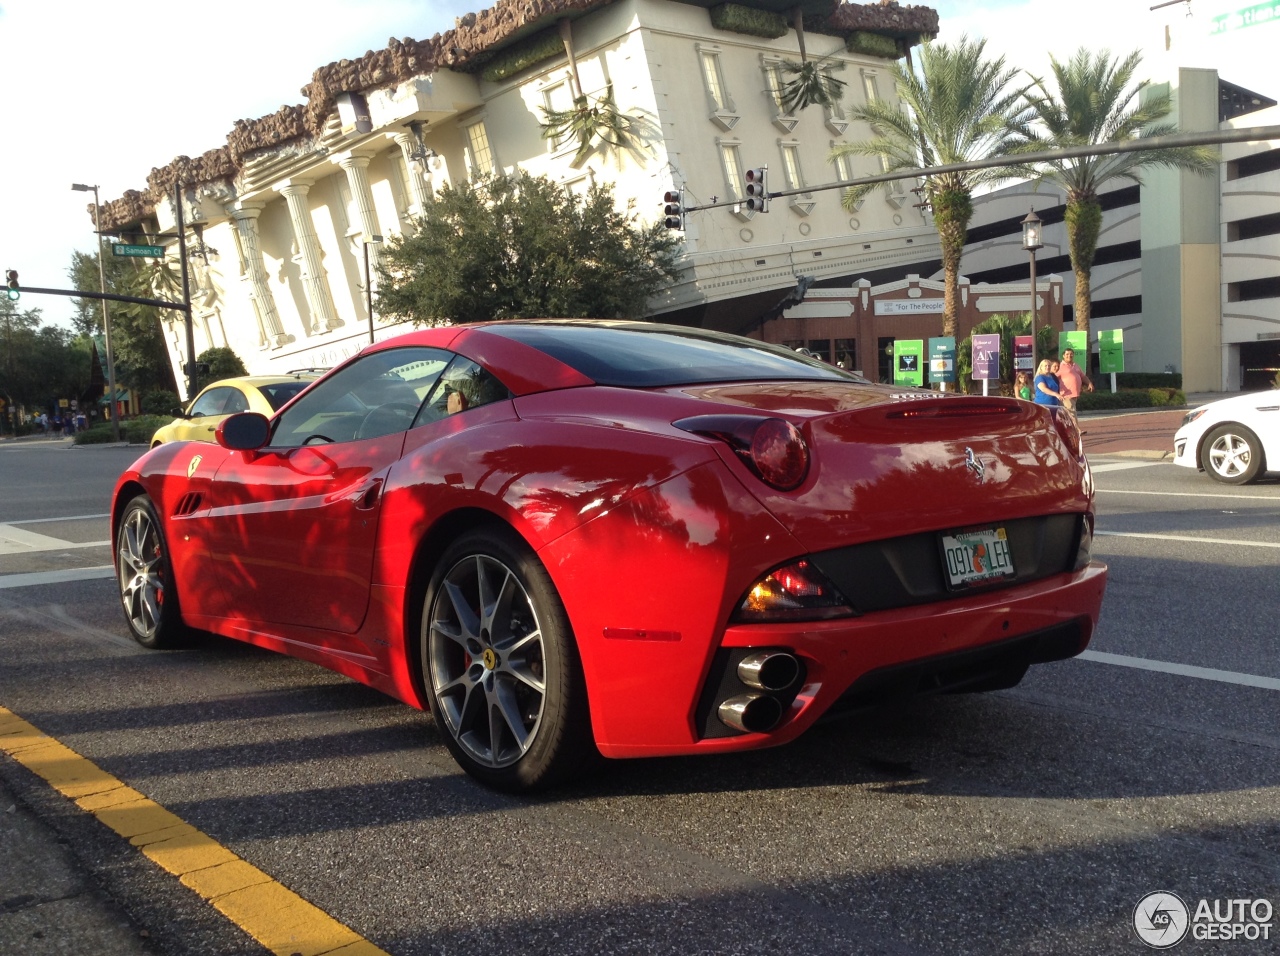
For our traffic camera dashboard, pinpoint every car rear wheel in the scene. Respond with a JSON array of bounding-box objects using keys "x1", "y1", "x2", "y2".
[
  {"x1": 1200, "y1": 424, "x2": 1264, "y2": 484},
  {"x1": 421, "y1": 528, "x2": 593, "y2": 791},
  {"x1": 116, "y1": 495, "x2": 185, "y2": 648}
]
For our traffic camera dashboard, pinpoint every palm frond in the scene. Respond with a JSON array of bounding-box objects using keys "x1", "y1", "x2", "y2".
[
  {"x1": 538, "y1": 84, "x2": 639, "y2": 166},
  {"x1": 778, "y1": 57, "x2": 848, "y2": 113}
]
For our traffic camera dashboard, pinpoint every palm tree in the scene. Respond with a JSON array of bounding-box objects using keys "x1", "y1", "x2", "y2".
[
  {"x1": 1020, "y1": 48, "x2": 1217, "y2": 335},
  {"x1": 831, "y1": 37, "x2": 1032, "y2": 338}
]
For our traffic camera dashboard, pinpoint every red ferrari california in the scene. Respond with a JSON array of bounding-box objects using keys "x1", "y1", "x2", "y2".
[{"x1": 113, "y1": 321, "x2": 1107, "y2": 791}]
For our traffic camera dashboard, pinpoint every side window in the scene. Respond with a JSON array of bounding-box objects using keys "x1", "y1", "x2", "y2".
[
  {"x1": 223, "y1": 389, "x2": 251, "y2": 414},
  {"x1": 414, "y1": 358, "x2": 512, "y2": 427},
  {"x1": 189, "y1": 387, "x2": 233, "y2": 418},
  {"x1": 269, "y1": 347, "x2": 451, "y2": 447}
]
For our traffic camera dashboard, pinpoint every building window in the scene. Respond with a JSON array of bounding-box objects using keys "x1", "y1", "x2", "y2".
[
  {"x1": 701, "y1": 50, "x2": 730, "y2": 111},
  {"x1": 781, "y1": 144, "x2": 804, "y2": 190},
  {"x1": 807, "y1": 339, "x2": 832, "y2": 362},
  {"x1": 464, "y1": 121, "x2": 495, "y2": 178},
  {"x1": 542, "y1": 80, "x2": 576, "y2": 151},
  {"x1": 835, "y1": 338, "x2": 857, "y2": 371},
  {"x1": 718, "y1": 141, "x2": 756, "y2": 221},
  {"x1": 861, "y1": 69, "x2": 880, "y2": 105},
  {"x1": 832, "y1": 148, "x2": 859, "y2": 207},
  {"x1": 762, "y1": 58, "x2": 798, "y2": 132}
]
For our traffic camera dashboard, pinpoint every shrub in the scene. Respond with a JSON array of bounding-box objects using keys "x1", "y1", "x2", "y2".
[
  {"x1": 480, "y1": 29, "x2": 565, "y2": 83},
  {"x1": 73, "y1": 414, "x2": 172, "y2": 446},
  {"x1": 845, "y1": 31, "x2": 900, "y2": 59},
  {"x1": 709, "y1": 3, "x2": 789, "y2": 39},
  {"x1": 142, "y1": 389, "x2": 181, "y2": 415},
  {"x1": 1077, "y1": 388, "x2": 1186, "y2": 411},
  {"x1": 1112, "y1": 371, "x2": 1182, "y2": 389}
]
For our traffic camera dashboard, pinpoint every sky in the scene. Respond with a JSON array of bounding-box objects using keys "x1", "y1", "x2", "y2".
[{"x1": 0, "y1": 0, "x2": 1272, "y2": 330}]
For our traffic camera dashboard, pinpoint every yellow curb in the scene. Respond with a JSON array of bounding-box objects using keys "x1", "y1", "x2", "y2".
[
  {"x1": 213, "y1": 881, "x2": 365, "y2": 956},
  {"x1": 0, "y1": 705, "x2": 390, "y2": 956}
]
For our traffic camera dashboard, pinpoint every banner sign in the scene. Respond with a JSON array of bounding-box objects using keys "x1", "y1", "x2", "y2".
[
  {"x1": 1099, "y1": 329, "x2": 1125, "y2": 374},
  {"x1": 1014, "y1": 335, "x2": 1034, "y2": 372},
  {"x1": 875, "y1": 299, "x2": 945, "y2": 316},
  {"x1": 893, "y1": 339, "x2": 925, "y2": 386},
  {"x1": 928, "y1": 336, "x2": 956, "y2": 384},
  {"x1": 972, "y1": 334, "x2": 1001, "y2": 381},
  {"x1": 1060, "y1": 330, "x2": 1088, "y2": 356}
]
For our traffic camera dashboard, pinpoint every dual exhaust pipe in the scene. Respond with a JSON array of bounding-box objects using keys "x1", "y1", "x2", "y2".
[{"x1": 717, "y1": 650, "x2": 801, "y2": 734}]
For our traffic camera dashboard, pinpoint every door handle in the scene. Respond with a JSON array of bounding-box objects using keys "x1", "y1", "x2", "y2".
[{"x1": 353, "y1": 478, "x2": 383, "y2": 510}]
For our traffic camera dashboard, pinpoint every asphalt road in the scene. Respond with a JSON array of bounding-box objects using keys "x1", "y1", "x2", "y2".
[{"x1": 1, "y1": 431, "x2": 1278, "y2": 955}]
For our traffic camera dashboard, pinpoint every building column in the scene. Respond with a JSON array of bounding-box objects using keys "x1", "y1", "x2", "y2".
[
  {"x1": 230, "y1": 204, "x2": 291, "y2": 349},
  {"x1": 280, "y1": 183, "x2": 342, "y2": 332},
  {"x1": 338, "y1": 155, "x2": 384, "y2": 273},
  {"x1": 393, "y1": 133, "x2": 435, "y2": 215}
]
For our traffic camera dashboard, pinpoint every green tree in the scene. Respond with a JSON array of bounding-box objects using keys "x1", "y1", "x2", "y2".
[
  {"x1": 198, "y1": 346, "x2": 248, "y2": 380},
  {"x1": 0, "y1": 302, "x2": 97, "y2": 416},
  {"x1": 69, "y1": 250, "x2": 177, "y2": 397},
  {"x1": 830, "y1": 37, "x2": 1032, "y2": 338},
  {"x1": 375, "y1": 171, "x2": 682, "y2": 326},
  {"x1": 955, "y1": 313, "x2": 1055, "y2": 394},
  {"x1": 1019, "y1": 48, "x2": 1217, "y2": 334}
]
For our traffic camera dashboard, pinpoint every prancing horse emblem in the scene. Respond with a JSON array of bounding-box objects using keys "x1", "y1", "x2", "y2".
[
  {"x1": 963, "y1": 447, "x2": 985, "y2": 482},
  {"x1": 187, "y1": 454, "x2": 203, "y2": 479}
]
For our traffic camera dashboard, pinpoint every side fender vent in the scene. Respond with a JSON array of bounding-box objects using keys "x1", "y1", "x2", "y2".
[{"x1": 173, "y1": 492, "x2": 203, "y2": 518}]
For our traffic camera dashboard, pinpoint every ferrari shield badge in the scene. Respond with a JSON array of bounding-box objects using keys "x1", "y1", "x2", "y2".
[{"x1": 187, "y1": 454, "x2": 203, "y2": 479}]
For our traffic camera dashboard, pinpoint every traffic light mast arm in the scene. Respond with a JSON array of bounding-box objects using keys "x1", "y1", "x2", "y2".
[
  {"x1": 683, "y1": 124, "x2": 1280, "y2": 214},
  {"x1": 10, "y1": 285, "x2": 192, "y2": 312}
]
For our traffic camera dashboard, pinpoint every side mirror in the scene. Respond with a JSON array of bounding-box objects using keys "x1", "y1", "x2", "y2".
[
  {"x1": 216, "y1": 412, "x2": 270, "y2": 451},
  {"x1": 171, "y1": 406, "x2": 189, "y2": 419}
]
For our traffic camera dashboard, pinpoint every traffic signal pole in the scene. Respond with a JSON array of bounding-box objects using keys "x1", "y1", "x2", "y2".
[{"x1": 175, "y1": 184, "x2": 198, "y2": 398}]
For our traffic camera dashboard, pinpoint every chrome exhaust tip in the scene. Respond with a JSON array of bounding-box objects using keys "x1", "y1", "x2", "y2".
[
  {"x1": 737, "y1": 651, "x2": 801, "y2": 693},
  {"x1": 717, "y1": 693, "x2": 784, "y2": 734}
]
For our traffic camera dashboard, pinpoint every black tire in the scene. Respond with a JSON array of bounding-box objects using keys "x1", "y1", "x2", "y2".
[
  {"x1": 420, "y1": 528, "x2": 594, "y2": 792},
  {"x1": 1199, "y1": 423, "x2": 1264, "y2": 484},
  {"x1": 116, "y1": 495, "x2": 186, "y2": 648}
]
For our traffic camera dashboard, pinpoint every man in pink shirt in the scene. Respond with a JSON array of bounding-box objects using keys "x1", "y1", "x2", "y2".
[{"x1": 1057, "y1": 347, "x2": 1093, "y2": 414}]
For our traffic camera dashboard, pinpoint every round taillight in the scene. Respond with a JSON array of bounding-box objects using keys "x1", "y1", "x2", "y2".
[{"x1": 749, "y1": 418, "x2": 809, "y2": 490}]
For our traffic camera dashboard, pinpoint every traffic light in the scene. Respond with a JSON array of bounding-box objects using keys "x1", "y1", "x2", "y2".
[
  {"x1": 662, "y1": 188, "x2": 685, "y2": 231},
  {"x1": 5, "y1": 269, "x2": 18, "y2": 301},
  {"x1": 744, "y1": 167, "x2": 769, "y2": 212}
]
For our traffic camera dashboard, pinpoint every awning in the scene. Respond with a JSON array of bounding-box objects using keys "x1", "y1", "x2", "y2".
[{"x1": 98, "y1": 389, "x2": 130, "y2": 406}]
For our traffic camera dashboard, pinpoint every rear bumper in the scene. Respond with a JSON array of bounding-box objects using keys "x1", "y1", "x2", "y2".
[{"x1": 596, "y1": 561, "x2": 1107, "y2": 758}]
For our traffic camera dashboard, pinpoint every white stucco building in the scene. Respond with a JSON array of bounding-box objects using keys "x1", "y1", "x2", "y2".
[{"x1": 97, "y1": 0, "x2": 942, "y2": 396}]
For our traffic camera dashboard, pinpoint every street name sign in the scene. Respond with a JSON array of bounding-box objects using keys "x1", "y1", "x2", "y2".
[{"x1": 112, "y1": 243, "x2": 165, "y2": 258}]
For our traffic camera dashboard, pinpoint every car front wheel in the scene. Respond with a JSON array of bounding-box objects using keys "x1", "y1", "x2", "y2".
[
  {"x1": 1200, "y1": 424, "x2": 1264, "y2": 484},
  {"x1": 421, "y1": 528, "x2": 593, "y2": 791},
  {"x1": 116, "y1": 495, "x2": 185, "y2": 648}
]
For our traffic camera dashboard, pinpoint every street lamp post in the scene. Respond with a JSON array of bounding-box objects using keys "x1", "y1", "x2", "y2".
[
  {"x1": 1021, "y1": 208, "x2": 1044, "y2": 368},
  {"x1": 363, "y1": 234, "x2": 383, "y2": 344},
  {"x1": 71, "y1": 183, "x2": 121, "y2": 443}
]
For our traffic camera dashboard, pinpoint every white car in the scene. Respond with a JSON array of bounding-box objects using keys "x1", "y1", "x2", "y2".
[{"x1": 1173, "y1": 392, "x2": 1280, "y2": 484}]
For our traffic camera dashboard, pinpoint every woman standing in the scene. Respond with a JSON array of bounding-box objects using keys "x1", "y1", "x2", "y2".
[{"x1": 1033, "y1": 359, "x2": 1063, "y2": 407}]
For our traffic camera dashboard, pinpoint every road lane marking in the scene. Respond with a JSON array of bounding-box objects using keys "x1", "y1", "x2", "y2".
[
  {"x1": 0, "y1": 567, "x2": 116, "y2": 589},
  {"x1": 0, "y1": 706, "x2": 390, "y2": 956},
  {"x1": 1089, "y1": 461, "x2": 1161, "y2": 473},
  {"x1": 7, "y1": 513, "x2": 112, "y2": 524},
  {"x1": 1096, "y1": 488, "x2": 1280, "y2": 500},
  {"x1": 1094, "y1": 530, "x2": 1280, "y2": 550},
  {"x1": 1080, "y1": 651, "x2": 1280, "y2": 692},
  {"x1": 0, "y1": 523, "x2": 110, "y2": 555}
]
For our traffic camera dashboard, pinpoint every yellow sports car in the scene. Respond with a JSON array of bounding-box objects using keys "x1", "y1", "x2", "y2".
[{"x1": 150, "y1": 373, "x2": 319, "y2": 447}]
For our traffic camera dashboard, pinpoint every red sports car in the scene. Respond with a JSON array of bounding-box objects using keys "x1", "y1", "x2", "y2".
[{"x1": 112, "y1": 321, "x2": 1107, "y2": 791}]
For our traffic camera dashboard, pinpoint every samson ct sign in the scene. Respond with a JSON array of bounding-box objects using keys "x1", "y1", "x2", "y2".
[{"x1": 112, "y1": 243, "x2": 164, "y2": 259}]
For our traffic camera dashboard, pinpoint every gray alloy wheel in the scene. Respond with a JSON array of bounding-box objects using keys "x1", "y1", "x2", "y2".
[
  {"x1": 116, "y1": 495, "x2": 185, "y2": 648},
  {"x1": 422, "y1": 528, "x2": 591, "y2": 791},
  {"x1": 1200, "y1": 424, "x2": 1264, "y2": 485}
]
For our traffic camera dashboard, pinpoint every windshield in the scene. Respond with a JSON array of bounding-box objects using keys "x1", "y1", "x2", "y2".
[
  {"x1": 256, "y1": 380, "x2": 314, "y2": 411},
  {"x1": 487, "y1": 322, "x2": 866, "y2": 388}
]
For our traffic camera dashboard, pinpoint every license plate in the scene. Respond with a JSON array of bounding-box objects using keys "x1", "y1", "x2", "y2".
[{"x1": 941, "y1": 526, "x2": 1015, "y2": 588}]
